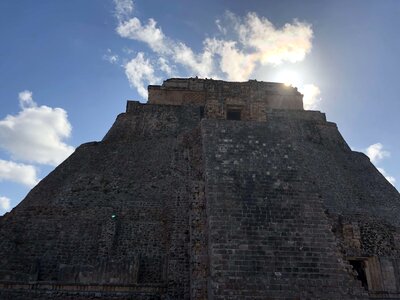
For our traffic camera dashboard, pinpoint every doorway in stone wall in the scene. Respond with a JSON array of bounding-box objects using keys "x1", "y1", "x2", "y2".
[
  {"x1": 226, "y1": 106, "x2": 242, "y2": 120},
  {"x1": 348, "y1": 258, "x2": 369, "y2": 290}
]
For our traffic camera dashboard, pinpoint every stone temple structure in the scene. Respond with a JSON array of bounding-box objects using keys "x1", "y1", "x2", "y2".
[{"x1": 0, "y1": 77, "x2": 399, "y2": 299}]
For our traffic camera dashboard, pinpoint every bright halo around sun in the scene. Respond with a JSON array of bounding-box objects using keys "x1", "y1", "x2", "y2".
[{"x1": 276, "y1": 70, "x2": 302, "y2": 88}]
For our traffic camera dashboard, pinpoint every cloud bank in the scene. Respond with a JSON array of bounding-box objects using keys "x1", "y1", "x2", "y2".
[
  {"x1": 0, "y1": 91, "x2": 74, "y2": 166},
  {"x1": 112, "y1": 0, "x2": 319, "y2": 106},
  {"x1": 125, "y1": 52, "x2": 161, "y2": 98},
  {"x1": 208, "y1": 12, "x2": 313, "y2": 81},
  {"x1": 0, "y1": 91, "x2": 75, "y2": 213},
  {"x1": 0, "y1": 159, "x2": 39, "y2": 187}
]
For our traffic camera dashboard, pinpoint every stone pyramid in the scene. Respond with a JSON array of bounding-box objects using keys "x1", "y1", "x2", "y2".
[{"x1": 0, "y1": 78, "x2": 399, "y2": 299}]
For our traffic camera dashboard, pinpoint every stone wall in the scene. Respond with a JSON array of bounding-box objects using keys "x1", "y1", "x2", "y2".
[
  {"x1": 0, "y1": 282, "x2": 164, "y2": 300},
  {"x1": 266, "y1": 109, "x2": 400, "y2": 298},
  {"x1": 147, "y1": 78, "x2": 304, "y2": 121},
  {"x1": 0, "y1": 103, "x2": 204, "y2": 299},
  {"x1": 200, "y1": 117, "x2": 368, "y2": 299}
]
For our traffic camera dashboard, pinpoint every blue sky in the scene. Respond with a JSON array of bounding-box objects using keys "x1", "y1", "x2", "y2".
[{"x1": 0, "y1": 0, "x2": 399, "y2": 214}]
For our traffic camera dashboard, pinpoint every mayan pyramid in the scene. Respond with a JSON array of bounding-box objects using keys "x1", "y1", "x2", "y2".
[{"x1": 0, "y1": 78, "x2": 399, "y2": 299}]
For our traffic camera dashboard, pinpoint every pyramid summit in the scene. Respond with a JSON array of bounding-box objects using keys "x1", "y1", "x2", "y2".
[{"x1": 0, "y1": 78, "x2": 399, "y2": 299}]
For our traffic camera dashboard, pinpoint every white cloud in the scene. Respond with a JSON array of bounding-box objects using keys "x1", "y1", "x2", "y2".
[
  {"x1": 109, "y1": 55, "x2": 119, "y2": 63},
  {"x1": 103, "y1": 49, "x2": 119, "y2": 64},
  {"x1": 172, "y1": 42, "x2": 215, "y2": 77},
  {"x1": 113, "y1": 4, "x2": 314, "y2": 96},
  {"x1": 299, "y1": 84, "x2": 321, "y2": 110},
  {"x1": 158, "y1": 57, "x2": 173, "y2": 75},
  {"x1": 205, "y1": 38, "x2": 253, "y2": 81},
  {"x1": 124, "y1": 52, "x2": 161, "y2": 99},
  {"x1": 117, "y1": 18, "x2": 169, "y2": 54},
  {"x1": 114, "y1": 0, "x2": 134, "y2": 22},
  {"x1": 18, "y1": 90, "x2": 36, "y2": 109},
  {"x1": 377, "y1": 167, "x2": 396, "y2": 186},
  {"x1": 235, "y1": 13, "x2": 313, "y2": 65},
  {"x1": 0, "y1": 159, "x2": 39, "y2": 187},
  {"x1": 362, "y1": 143, "x2": 396, "y2": 186},
  {"x1": 215, "y1": 19, "x2": 227, "y2": 35},
  {"x1": 204, "y1": 13, "x2": 312, "y2": 80},
  {"x1": 0, "y1": 92, "x2": 74, "y2": 166},
  {"x1": 0, "y1": 196, "x2": 11, "y2": 213},
  {"x1": 365, "y1": 143, "x2": 390, "y2": 164}
]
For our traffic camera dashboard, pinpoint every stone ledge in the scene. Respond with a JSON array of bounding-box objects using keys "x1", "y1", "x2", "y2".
[{"x1": 0, "y1": 281, "x2": 166, "y2": 293}]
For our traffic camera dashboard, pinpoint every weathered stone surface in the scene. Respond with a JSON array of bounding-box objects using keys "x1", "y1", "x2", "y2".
[
  {"x1": 147, "y1": 78, "x2": 304, "y2": 121},
  {"x1": 0, "y1": 78, "x2": 399, "y2": 299}
]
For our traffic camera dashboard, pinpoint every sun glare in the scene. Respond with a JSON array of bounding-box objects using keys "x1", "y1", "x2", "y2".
[{"x1": 276, "y1": 70, "x2": 302, "y2": 88}]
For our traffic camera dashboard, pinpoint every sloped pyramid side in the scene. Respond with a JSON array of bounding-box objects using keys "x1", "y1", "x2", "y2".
[{"x1": 0, "y1": 104, "x2": 203, "y2": 299}]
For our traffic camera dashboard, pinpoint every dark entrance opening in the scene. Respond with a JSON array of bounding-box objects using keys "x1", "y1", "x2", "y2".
[
  {"x1": 227, "y1": 109, "x2": 241, "y2": 120},
  {"x1": 199, "y1": 106, "x2": 205, "y2": 118},
  {"x1": 349, "y1": 259, "x2": 368, "y2": 290}
]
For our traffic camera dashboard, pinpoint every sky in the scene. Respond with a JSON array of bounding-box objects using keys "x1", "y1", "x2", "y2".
[{"x1": 0, "y1": 0, "x2": 399, "y2": 214}]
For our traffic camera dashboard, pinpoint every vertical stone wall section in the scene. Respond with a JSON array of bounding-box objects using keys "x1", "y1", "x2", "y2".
[
  {"x1": 201, "y1": 117, "x2": 367, "y2": 299},
  {"x1": 147, "y1": 78, "x2": 304, "y2": 121}
]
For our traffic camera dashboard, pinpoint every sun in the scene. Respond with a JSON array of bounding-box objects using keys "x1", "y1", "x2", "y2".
[{"x1": 276, "y1": 70, "x2": 302, "y2": 88}]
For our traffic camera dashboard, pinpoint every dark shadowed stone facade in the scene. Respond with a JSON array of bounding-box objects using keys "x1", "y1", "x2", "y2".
[{"x1": 0, "y1": 78, "x2": 399, "y2": 299}]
